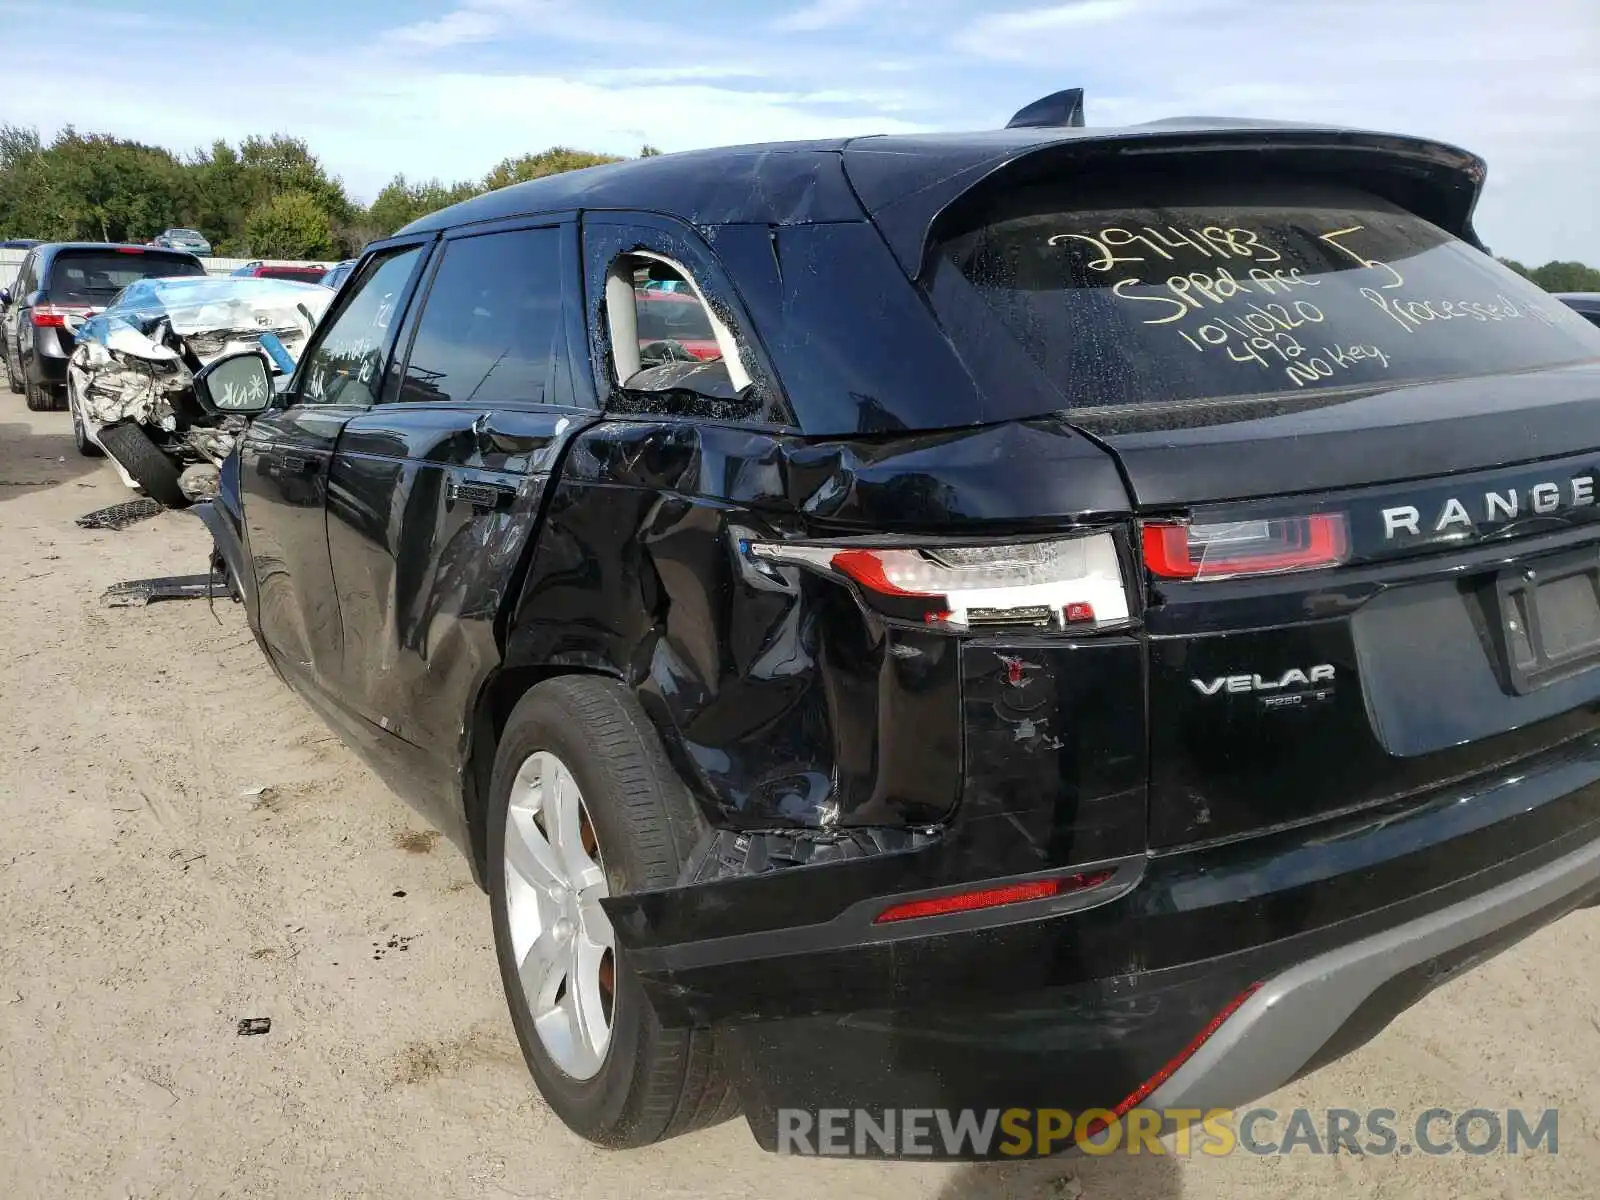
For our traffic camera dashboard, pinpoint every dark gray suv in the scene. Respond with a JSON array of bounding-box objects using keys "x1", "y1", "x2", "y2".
[{"x1": 2, "y1": 243, "x2": 204, "y2": 410}]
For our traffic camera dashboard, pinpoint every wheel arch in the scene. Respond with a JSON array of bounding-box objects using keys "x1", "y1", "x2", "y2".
[{"x1": 462, "y1": 661, "x2": 625, "y2": 889}]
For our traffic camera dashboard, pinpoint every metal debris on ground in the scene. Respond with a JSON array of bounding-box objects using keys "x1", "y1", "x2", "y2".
[
  {"x1": 75, "y1": 498, "x2": 164, "y2": 531},
  {"x1": 102, "y1": 574, "x2": 216, "y2": 607},
  {"x1": 236, "y1": 1018, "x2": 272, "y2": 1036}
]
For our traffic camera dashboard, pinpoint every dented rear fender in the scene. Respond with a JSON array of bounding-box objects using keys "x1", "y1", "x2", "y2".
[{"x1": 503, "y1": 416, "x2": 1132, "y2": 834}]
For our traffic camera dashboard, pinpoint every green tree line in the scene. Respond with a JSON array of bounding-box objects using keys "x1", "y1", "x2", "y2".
[
  {"x1": 4, "y1": 124, "x2": 1597, "y2": 284},
  {"x1": 0, "y1": 125, "x2": 661, "y2": 259},
  {"x1": 1498, "y1": 258, "x2": 1600, "y2": 293}
]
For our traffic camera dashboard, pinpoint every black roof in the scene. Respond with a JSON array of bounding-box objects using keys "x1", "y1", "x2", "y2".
[{"x1": 399, "y1": 118, "x2": 1487, "y2": 276}]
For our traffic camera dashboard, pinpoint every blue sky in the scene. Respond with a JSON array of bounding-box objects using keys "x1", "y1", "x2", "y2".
[{"x1": 3, "y1": 0, "x2": 1597, "y2": 262}]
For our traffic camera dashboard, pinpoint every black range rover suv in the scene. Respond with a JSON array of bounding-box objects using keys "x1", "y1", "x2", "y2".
[{"x1": 195, "y1": 95, "x2": 1600, "y2": 1156}]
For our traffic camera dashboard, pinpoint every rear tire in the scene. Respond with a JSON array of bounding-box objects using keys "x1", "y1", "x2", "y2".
[
  {"x1": 23, "y1": 369, "x2": 52, "y2": 412},
  {"x1": 97, "y1": 422, "x2": 187, "y2": 508},
  {"x1": 487, "y1": 676, "x2": 738, "y2": 1147}
]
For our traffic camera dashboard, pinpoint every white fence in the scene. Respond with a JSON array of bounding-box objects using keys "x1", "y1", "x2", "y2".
[{"x1": 0, "y1": 247, "x2": 331, "y2": 292}]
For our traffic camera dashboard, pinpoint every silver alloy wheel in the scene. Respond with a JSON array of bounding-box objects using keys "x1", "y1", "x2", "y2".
[{"x1": 503, "y1": 751, "x2": 616, "y2": 1081}]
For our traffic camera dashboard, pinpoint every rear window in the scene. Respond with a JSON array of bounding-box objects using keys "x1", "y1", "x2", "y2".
[
  {"x1": 934, "y1": 182, "x2": 1600, "y2": 412},
  {"x1": 257, "y1": 267, "x2": 328, "y2": 285},
  {"x1": 47, "y1": 250, "x2": 204, "y2": 302}
]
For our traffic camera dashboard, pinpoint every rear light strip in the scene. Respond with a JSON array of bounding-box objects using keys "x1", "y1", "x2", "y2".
[
  {"x1": 1143, "y1": 514, "x2": 1349, "y2": 581},
  {"x1": 873, "y1": 870, "x2": 1115, "y2": 924},
  {"x1": 1082, "y1": 981, "x2": 1265, "y2": 1142}
]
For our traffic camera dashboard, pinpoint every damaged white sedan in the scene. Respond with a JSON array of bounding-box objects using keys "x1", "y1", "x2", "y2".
[{"x1": 66, "y1": 276, "x2": 333, "y2": 506}]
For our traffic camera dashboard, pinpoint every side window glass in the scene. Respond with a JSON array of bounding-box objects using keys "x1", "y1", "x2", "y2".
[
  {"x1": 396, "y1": 227, "x2": 569, "y2": 406},
  {"x1": 606, "y1": 254, "x2": 753, "y2": 411},
  {"x1": 297, "y1": 245, "x2": 423, "y2": 407}
]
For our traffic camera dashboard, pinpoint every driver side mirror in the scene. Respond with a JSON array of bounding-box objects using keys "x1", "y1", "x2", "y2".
[
  {"x1": 193, "y1": 350, "x2": 274, "y2": 415},
  {"x1": 0, "y1": 288, "x2": 10, "y2": 308}
]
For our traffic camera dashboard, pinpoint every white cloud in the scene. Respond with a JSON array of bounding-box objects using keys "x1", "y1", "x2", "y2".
[
  {"x1": 344, "y1": 73, "x2": 930, "y2": 187},
  {"x1": 1, "y1": 0, "x2": 1595, "y2": 263},
  {"x1": 957, "y1": 0, "x2": 1147, "y2": 42},
  {"x1": 953, "y1": 0, "x2": 1600, "y2": 262},
  {"x1": 773, "y1": 0, "x2": 875, "y2": 32},
  {"x1": 381, "y1": 7, "x2": 504, "y2": 47}
]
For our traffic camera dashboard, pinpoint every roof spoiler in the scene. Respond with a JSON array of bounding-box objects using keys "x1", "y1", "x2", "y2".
[
  {"x1": 1005, "y1": 88, "x2": 1085, "y2": 130},
  {"x1": 845, "y1": 128, "x2": 1488, "y2": 279}
]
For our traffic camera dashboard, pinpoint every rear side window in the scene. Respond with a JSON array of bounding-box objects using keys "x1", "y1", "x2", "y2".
[
  {"x1": 934, "y1": 181, "x2": 1600, "y2": 412},
  {"x1": 605, "y1": 254, "x2": 748, "y2": 406},
  {"x1": 397, "y1": 228, "x2": 569, "y2": 406},
  {"x1": 47, "y1": 250, "x2": 204, "y2": 302}
]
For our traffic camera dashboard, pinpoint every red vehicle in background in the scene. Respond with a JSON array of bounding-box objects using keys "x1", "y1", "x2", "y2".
[
  {"x1": 229, "y1": 260, "x2": 331, "y2": 286},
  {"x1": 635, "y1": 284, "x2": 722, "y2": 362}
]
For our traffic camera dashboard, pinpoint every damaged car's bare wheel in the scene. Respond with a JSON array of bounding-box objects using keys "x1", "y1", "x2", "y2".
[
  {"x1": 504, "y1": 750, "x2": 616, "y2": 1080},
  {"x1": 67, "y1": 380, "x2": 103, "y2": 457},
  {"x1": 487, "y1": 676, "x2": 738, "y2": 1147},
  {"x1": 3, "y1": 351, "x2": 20, "y2": 395},
  {"x1": 96, "y1": 421, "x2": 187, "y2": 508}
]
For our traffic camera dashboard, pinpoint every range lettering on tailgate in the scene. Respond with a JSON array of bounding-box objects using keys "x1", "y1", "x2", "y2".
[{"x1": 1382, "y1": 475, "x2": 1598, "y2": 541}]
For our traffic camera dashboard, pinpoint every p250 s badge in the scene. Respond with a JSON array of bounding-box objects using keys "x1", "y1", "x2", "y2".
[{"x1": 1191, "y1": 665, "x2": 1336, "y2": 696}]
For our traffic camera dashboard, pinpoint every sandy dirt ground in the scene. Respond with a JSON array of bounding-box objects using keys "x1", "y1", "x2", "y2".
[{"x1": 1, "y1": 406, "x2": 1598, "y2": 1200}]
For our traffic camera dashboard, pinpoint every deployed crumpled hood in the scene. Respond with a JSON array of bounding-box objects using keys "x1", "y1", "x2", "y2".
[{"x1": 70, "y1": 277, "x2": 332, "y2": 428}]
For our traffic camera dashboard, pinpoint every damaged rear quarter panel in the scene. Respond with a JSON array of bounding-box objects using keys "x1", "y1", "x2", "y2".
[
  {"x1": 498, "y1": 210, "x2": 1135, "y2": 835},
  {"x1": 505, "y1": 421, "x2": 963, "y2": 829},
  {"x1": 505, "y1": 416, "x2": 1133, "y2": 832}
]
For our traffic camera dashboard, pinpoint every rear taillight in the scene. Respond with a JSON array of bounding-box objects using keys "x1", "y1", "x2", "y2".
[
  {"x1": 1142, "y1": 514, "x2": 1349, "y2": 581},
  {"x1": 746, "y1": 532, "x2": 1130, "y2": 630},
  {"x1": 30, "y1": 304, "x2": 88, "y2": 329},
  {"x1": 873, "y1": 871, "x2": 1115, "y2": 924}
]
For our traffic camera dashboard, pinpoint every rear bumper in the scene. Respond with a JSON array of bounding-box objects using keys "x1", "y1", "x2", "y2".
[
  {"x1": 1147, "y1": 828, "x2": 1600, "y2": 1115},
  {"x1": 607, "y1": 730, "x2": 1600, "y2": 1157}
]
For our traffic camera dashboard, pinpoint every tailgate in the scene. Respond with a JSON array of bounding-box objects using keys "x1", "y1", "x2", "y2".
[
  {"x1": 1074, "y1": 362, "x2": 1600, "y2": 507},
  {"x1": 919, "y1": 153, "x2": 1600, "y2": 848},
  {"x1": 1144, "y1": 452, "x2": 1600, "y2": 847}
]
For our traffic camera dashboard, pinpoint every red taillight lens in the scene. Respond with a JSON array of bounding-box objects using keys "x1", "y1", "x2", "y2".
[
  {"x1": 30, "y1": 304, "x2": 88, "y2": 328},
  {"x1": 748, "y1": 534, "x2": 1131, "y2": 631},
  {"x1": 1143, "y1": 514, "x2": 1349, "y2": 581},
  {"x1": 872, "y1": 870, "x2": 1114, "y2": 924}
]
